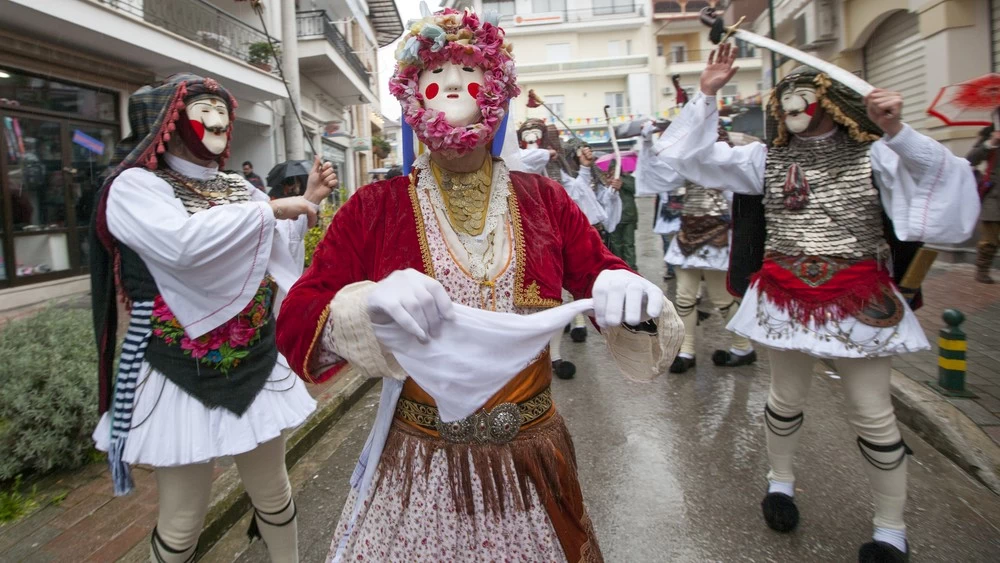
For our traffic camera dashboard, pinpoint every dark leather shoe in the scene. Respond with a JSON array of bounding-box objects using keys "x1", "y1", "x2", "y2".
[
  {"x1": 553, "y1": 360, "x2": 576, "y2": 380},
  {"x1": 570, "y1": 327, "x2": 587, "y2": 343},
  {"x1": 669, "y1": 355, "x2": 696, "y2": 374},
  {"x1": 712, "y1": 349, "x2": 758, "y2": 367},
  {"x1": 761, "y1": 492, "x2": 799, "y2": 533},
  {"x1": 858, "y1": 540, "x2": 909, "y2": 563}
]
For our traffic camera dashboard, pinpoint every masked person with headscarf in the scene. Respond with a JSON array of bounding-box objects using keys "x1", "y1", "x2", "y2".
[
  {"x1": 89, "y1": 73, "x2": 338, "y2": 562},
  {"x1": 651, "y1": 44, "x2": 979, "y2": 562},
  {"x1": 275, "y1": 6, "x2": 683, "y2": 561}
]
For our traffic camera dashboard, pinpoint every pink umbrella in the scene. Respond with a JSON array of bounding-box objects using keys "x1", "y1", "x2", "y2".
[{"x1": 595, "y1": 151, "x2": 638, "y2": 174}]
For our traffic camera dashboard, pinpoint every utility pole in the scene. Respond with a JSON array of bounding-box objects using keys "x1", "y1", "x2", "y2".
[{"x1": 281, "y1": 0, "x2": 305, "y2": 160}]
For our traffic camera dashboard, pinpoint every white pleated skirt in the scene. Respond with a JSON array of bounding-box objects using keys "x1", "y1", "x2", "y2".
[
  {"x1": 93, "y1": 355, "x2": 316, "y2": 467},
  {"x1": 664, "y1": 235, "x2": 730, "y2": 270},
  {"x1": 727, "y1": 282, "x2": 930, "y2": 359}
]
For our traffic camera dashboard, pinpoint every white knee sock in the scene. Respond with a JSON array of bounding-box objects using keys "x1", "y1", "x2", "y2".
[
  {"x1": 234, "y1": 438, "x2": 299, "y2": 563},
  {"x1": 549, "y1": 332, "x2": 563, "y2": 361},
  {"x1": 153, "y1": 462, "x2": 215, "y2": 562}
]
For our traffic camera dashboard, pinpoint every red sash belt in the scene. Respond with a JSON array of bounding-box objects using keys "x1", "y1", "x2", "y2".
[{"x1": 751, "y1": 257, "x2": 895, "y2": 325}]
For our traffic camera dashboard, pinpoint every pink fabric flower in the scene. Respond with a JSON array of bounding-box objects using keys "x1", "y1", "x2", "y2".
[
  {"x1": 388, "y1": 6, "x2": 519, "y2": 155},
  {"x1": 229, "y1": 320, "x2": 257, "y2": 347},
  {"x1": 180, "y1": 336, "x2": 211, "y2": 359}
]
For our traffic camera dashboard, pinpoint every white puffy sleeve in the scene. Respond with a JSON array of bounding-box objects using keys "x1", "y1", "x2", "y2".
[
  {"x1": 597, "y1": 185, "x2": 622, "y2": 232},
  {"x1": 635, "y1": 137, "x2": 685, "y2": 195},
  {"x1": 559, "y1": 167, "x2": 606, "y2": 225},
  {"x1": 519, "y1": 148, "x2": 552, "y2": 175},
  {"x1": 870, "y1": 125, "x2": 980, "y2": 244},
  {"x1": 654, "y1": 92, "x2": 767, "y2": 195},
  {"x1": 107, "y1": 169, "x2": 298, "y2": 338}
]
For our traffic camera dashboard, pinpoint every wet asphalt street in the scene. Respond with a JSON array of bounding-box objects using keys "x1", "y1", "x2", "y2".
[{"x1": 223, "y1": 199, "x2": 1000, "y2": 563}]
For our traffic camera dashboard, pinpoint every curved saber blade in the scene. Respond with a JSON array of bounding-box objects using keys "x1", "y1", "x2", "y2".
[{"x1": 728, "y1": 29, "x2": 874, "y2": 96}]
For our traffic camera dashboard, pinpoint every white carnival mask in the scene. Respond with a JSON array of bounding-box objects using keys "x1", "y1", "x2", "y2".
[
  {"x1": 418, "y1": 61, "x2": 485, "y2": 127},
  {"x1": 780, "y1": 85, "x2": 819, "y2": 134},
  {"x1": 185, "y1": 96, "x2": 230, "y2": 155},
  {"x1": 521, "y1": 128, "x2": 542, "y2": 148}
]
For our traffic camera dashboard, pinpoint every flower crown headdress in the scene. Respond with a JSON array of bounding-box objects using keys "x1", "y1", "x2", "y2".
[{"x1": 389, "y1": 2, "x2": 519, "y2": 170}]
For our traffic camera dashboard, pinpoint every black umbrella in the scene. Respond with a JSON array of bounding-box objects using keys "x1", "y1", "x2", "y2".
[{"x1": 266, "y1": 160, "x2": 312, "y2": 189}]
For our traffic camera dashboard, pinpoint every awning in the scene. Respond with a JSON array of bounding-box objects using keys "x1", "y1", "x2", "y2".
[{"x1": 368, "y1": 0, "x2": 404, "y2": 47}]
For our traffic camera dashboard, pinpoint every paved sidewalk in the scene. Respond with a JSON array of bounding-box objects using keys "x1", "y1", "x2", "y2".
[{"x1": 892, "y1": 262, "x2": 1000, "y2": 447}]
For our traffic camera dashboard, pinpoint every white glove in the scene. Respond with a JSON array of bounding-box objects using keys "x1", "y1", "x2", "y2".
[
  {"x1": 367, "y1": 269, "x2": 454, "y2": 342},
  {"x1": 592, "y1": 269, "x2": 664, "y2": 328}
]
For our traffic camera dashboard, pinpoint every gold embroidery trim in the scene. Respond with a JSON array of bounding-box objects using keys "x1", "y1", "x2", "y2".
[
  {"x1": 301, "y1": 304, "x2": 331, "y2": 384},
  {"x1": 409, "y1": 173, "x2": 436, "y2": 278},
  {"x1": 395, "y1": 387, "x2": 554, "y2": 430},
  {"x1": 508, "y1": 190, "x2": 562, "y2": 309}
]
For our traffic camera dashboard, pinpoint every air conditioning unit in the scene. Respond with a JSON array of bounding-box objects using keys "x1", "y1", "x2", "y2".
[{"x1": 793, "y1": 0, "x2": 837, "y2": 50}]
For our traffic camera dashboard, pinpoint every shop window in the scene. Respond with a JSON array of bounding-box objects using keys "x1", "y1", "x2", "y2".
[
  {"x1": 654, "y1": 1, "x2": 682, "y2": 13},
  {"x1": 0, "y1": 67, "x2": 116, "y2": 122},
  {"x1": 0, "y1": 68, "x2": 119, "y2": 285}
]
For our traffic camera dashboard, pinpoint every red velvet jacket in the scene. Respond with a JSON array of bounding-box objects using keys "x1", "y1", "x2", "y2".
[{"x1": 276, "y1": 168, "x2": 629, "y2": 383}]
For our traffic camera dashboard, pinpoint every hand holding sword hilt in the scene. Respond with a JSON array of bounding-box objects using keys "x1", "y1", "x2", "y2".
[{"x1": 699, "y1": 7, "x2": 745, "y2": 45}]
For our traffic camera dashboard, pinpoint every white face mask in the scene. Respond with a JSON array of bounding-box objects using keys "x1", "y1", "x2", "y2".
[
  {"x1": 417, "y1": 61, "x2": 485, "y2": 127},
  {"x1": 185, "y1": 96, "x2": 230, "y2": 155},
  {"x1": 780, "y1": 85, "x2": 819, "y2": 134},
  {"x1": 521, "y1": 128, "x2": 542, "y2": 148}
]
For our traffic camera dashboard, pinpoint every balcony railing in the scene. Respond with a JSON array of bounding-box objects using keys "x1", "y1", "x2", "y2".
[
  {"x1": 98, "y1": 0, "x2": 272, "y2": 65},
  {"x1": 518, "y1": 55, "x2": 649, "y2": 75},
  {"x1": 668, "y1": 45, "x2": 758, "y2": 64},
  {"x1": 297, "y1": 11, "x2": 370, "y2": 82},
  {"x1": 501, "y1": 3, "x2": 644, "y2": 24}
]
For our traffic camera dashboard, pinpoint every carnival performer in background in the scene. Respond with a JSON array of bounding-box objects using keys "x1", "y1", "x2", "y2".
[
  {"x1": 653, "y1": 44, "x2": 979, "y2": 561},
  {"x1": 637, "y1": 120, "x2": 756, "y2": 373},
  {"x1": 965, "y1": 123, "x2": 1000, "y2": 284},
  {"x1": 652, "y1": 191, "x2": 682, "y2": 281},
  {"x1": 276, "y1": 6, "x2": 682, "y2": 561},
  {"x1": 517, "y1": 119, "x2": 578, "y2": 378},
  {"x1": 520, "y1": 119, "x2": 622, "y2": 346},
  {"x1": 90, "y1": 73, "x2": 337, "y2": 562}
]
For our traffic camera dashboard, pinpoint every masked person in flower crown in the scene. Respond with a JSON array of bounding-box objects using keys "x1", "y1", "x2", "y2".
[
  {"x1": 651, "y1": 44, "x2": 979, "y2": 562},
  {"x1": 275, "y1": 5, "x2": 683, "y2": 562},
  {"x1": 90, "y1": 73, "x2": 338, "y2": 562}
]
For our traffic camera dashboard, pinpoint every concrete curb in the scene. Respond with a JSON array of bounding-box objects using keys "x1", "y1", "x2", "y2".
[
  {"x1": 889, "y1": 369, "x2": 1000, "y2": 495},
  {"x1": 117, "y1": 370, "x2": 376, "y2": 562}
]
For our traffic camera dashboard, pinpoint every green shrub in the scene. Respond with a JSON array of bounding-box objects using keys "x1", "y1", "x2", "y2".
[{"x1": 0, "y1": 307, "x2": 99, "y2": 480}]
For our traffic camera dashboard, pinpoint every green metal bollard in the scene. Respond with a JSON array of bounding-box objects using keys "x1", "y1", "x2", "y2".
[{"x1": 927, "y1": 309, "x2": 977, "y2": 398}]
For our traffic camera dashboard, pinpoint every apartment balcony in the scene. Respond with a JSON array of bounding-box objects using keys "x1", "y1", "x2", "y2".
[
  {"x1": 296, "y1": 10, "x2": 377, "y2": 106},
  {"x1": 0, "y1": 0, "x2": 288, "y2": 102},
  {"x1": 517, "y1": 55, "x2": 650, "y2": 83},
  {"x1": 666, "y1": 48, "x2": 762, "y2": 76},
  {"x1": 503, "y1": 3, "x2": 646, "y2": 35}
]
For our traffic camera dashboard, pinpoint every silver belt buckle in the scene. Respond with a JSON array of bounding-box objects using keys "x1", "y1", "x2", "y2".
[{"x1": 436, "y1": 402, "x2": 522, "y2": 444}]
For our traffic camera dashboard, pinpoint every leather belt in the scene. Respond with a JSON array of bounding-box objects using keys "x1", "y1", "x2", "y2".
[{"x1": 395, "y1": 387, "x2": 553, "y2": 444}]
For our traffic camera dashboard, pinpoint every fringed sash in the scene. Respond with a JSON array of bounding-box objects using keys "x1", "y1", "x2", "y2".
[{"x1": 108, "y1": 300, "x2": 153, "y2": 496}]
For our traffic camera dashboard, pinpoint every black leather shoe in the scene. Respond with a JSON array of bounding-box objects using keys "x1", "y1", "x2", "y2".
[
  {"x1": 570, "y1": 327, "x2": 587, "y2": 343},
  {"x1": 669, "y1": 356, "x2": 696, "y2": 374},
  {"x1": 553, "y1": 360, "x2": 576, "y2": 380},
  {"x1": 712, "y1": 349, "x2": 758, "y2": 367},
  {"x1": 761, "y1": 492, "x2": 799, "y2": 533},
  {"x1": 858, "y1": 540, "x2": 909, "y2": 563}
]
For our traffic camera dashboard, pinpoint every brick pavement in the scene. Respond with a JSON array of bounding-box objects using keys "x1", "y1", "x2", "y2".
[
  {"x1": 0, "y1": 374, "x2": 341, "y2": 562},
  {"x1": 892, "y1": 262, "x2": 1000, "y2": 447}
]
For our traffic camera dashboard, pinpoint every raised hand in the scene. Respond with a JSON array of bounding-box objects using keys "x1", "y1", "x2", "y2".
[
  {"x1": 863, "y1": 89, "x2": 904, "y2": 137},
  {"x1": 305, "y1": 155, "x2": 338, "y2": 205},
  {"x1": 699, "y1": 43, "x2": 739, "y2": 97}
]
